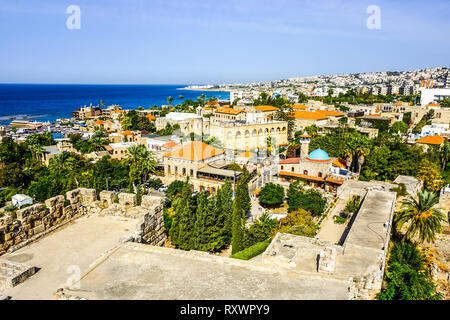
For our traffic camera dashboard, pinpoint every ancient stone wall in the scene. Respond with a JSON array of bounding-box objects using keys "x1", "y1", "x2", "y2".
[
  {"x1": 0, "y1": 188, "x2": 166, "y2": 256},
  {"x1": 0, "y1": 190, "x2": 89, "y2": 255}
]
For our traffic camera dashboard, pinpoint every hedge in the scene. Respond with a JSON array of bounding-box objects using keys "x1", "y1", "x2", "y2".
[{"x1": 230, "y1": 239, "x2": 271, "y2": 260}]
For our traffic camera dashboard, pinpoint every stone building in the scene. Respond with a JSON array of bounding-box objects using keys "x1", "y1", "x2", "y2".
[
  {"x1": 163, "y1": 141, "x2": 241, "y2": 192},
  {"x1": 277, "y1": 133, "x2": 350, "y2": 190}
]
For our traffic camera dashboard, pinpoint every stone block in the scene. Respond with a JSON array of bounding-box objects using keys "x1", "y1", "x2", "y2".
[
  {"x1": 17, "y1": 203, "x2": 45, "y2": 221},
  {"x1": 99, "y1": 190, "x2": 115, "y2": 208},
  {"x1": 79, "y1": 188, "x2": 97, "y2": 203},
  {"x1": 118, "y1": 193, "x2": 136, "y2": 208},
  {"x1": 66, "y1": 189, "x2": 81, "y2": 205},
  {"x1": 32, "y1": 224, "x2": 45, "y2": 235}
]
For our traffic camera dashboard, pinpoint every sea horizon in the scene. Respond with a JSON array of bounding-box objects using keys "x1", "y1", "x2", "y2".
[{"x1": 0, "y1": 84, "x2": 229, "y2": 125}]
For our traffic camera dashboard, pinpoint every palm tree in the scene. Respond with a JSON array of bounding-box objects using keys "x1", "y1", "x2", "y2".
[
  {"x1": 49, "y1": 152, "x2": 77, "y2": 175},
  {"x1": 439, "y1": 141, "x2": 450, "y2": 170},
  {"x1": 28, "y1": 143, "x2": 45, "y2": 161},
  {"x1": 125, "y1": 145, "x2": 157, "y2": 190},
  {"x1": 179, "y1": 95, "x2": 184, "y2": 102},
  {"x1": 167, "y1": 96, "x2": 174, "y2": 106},
  {"x1": 99, "y1": 100, "x2": 105, "y2": 107},
  {"x1": 395, "y1": 190, "x2": 446, "y2": 243}
]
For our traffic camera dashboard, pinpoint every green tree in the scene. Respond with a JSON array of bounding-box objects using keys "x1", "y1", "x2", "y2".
[
  {"x1": 259, "y1": 183, "x2": 285, "y2": 207},
  {"x1": 169, "y1": 179, "x2": 195, "y2": 250},
  {"x1": 395, "y1": 190, "x2": 446, "y2": 243},
  {"x1": 390, "y1": 121, "x2": 409, "y2": 134}
]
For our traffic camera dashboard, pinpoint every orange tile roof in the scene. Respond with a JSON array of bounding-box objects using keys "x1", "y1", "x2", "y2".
[
  {"x1": 315, "y1": 110, "x2": 344, "y2": 117},
  {"x1": 216, "y1": 107, "x2": 245, "y2": 115},
  {"x1": 325, "y1": 177, "x2": 344, "y2": 185},
  {"x1": 279, "y1": 171, "x2": 325, "y2": 182},
  {"x1": 292, "y1": 104, "x2": 308, "y2": 110},
  {"x1": 95, "y1": 120, "x2": 105, "y2": 125},
  {"x1": 292, "y1": 111, "x2": 328, "y2": 120},
  {"x1": 427, "y1": 103, "x2": 439, "y2": 107},
  {"x1": 238, "y1": 150, "x2": 255, "y2": 158},
  {"x1": 206, "y1": 100, "x2": 220, "y2": 106},
  {"x1": 162, "y1": 141, "x2": 179, "y2": 149},
  {"x1": 163, "y1": 141, "x2": 224, "y2": 161},
  {"x1": 253, "y1": 189, "x2": 261, "y2": 196},
  {"x1": 104, "y1": 145, "x2": 113, "y2": 152},
  {"x1": 416, "y1": 134, "x2": 445, "y2": 145},
  {"x1": 145, "y1": 114, "x2": 156, "y2": 121},
  {"x1": 121, "y1": 130, "x2": 134, "y2": 136},
  {"x1": 332, "y1": 159, "x2": 347, "y2": 169},
  {"x1": 366, "y1": 114, "x2": 381, "y2": 117},
  {"x1": 253, "y1": 105, "x2": 279, "y2": 112},
  {"x1": 114, "y1": 110, "x2": 125, "y2": 113},
  {"x1": 394, "y1": 101, "x2": 403, "y2": 106}
]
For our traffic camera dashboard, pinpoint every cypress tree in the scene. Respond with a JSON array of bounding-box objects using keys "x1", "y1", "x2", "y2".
[
  {"x1": 169, "y1": 179, "x2": 195, "y2": 250},
  {"x1": 220, "y1": 180, "x2": 234, "y2": 242},
  {"x1": 232, "y1": 177, "x2": 249, "y2": 254}
]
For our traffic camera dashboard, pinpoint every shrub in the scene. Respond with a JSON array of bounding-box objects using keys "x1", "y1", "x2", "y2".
[
  {"x1": 271, "y1": 209, "x2": 318, "y2": 238},
  {"x1": 391, "y1": 183, "x2": 407, "y2": 198},
  {"x1": 377, "y1": 241, "x2": 442, "y2": 300},
  {"x1": 231, "y1": 239, "x2": 271, "y2": 260},
  {"x1": 343, "y1": 195, "x2": 361, "y2": 215},
  {"x1": 333, "y1": 215, "x2": 347, "y2": 224},
  {"x1": 4, "y1": 204, "x2": 17, "y2": 213}
]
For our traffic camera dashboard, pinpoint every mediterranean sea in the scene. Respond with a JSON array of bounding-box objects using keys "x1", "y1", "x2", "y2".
[{"x1": 0, "y1": 84, "x2": 229, "y2": 125}]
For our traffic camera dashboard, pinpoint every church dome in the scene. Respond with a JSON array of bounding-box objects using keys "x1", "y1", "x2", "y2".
[{"x1": 306, "y1": 149, "x2": 331, "y2": 162}]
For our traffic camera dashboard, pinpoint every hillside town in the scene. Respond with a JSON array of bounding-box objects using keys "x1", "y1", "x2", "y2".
[{"x1": 0, "y1": 67, "x2": 450, "y2": 301}]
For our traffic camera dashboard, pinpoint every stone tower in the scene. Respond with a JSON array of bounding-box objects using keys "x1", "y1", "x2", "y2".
[{"x1": 299, "y1": 131, "x2": 311, "y2": 159}]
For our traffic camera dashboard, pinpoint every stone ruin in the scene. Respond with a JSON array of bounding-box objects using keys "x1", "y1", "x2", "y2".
[
  {"x1": 0, "y1": 258, "x2": 36, "y2": 291},
  {"x1": 318, "y1": 246, "x2": 336, "y2": 274},
  {"x1": 0, "y1": 188, "x2": 167, "y2": 256}
]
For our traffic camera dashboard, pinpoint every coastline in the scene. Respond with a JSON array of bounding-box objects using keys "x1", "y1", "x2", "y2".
[{"x1": 177, "y1": 87, "x2": 233, "y2": 92}]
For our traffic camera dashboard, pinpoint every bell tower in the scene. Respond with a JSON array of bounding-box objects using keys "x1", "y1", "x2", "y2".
[{"x1": 299, "y1": 131, "x2": 311, "y2": 159}]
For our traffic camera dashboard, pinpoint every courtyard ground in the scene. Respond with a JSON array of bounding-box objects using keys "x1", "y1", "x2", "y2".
[{"x1": 1, "y1": 214, "x2": 137, "y2": 300}]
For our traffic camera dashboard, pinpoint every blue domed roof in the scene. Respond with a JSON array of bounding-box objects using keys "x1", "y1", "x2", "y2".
[{"x1": 306, "y1": 149, "x2": 330, "y2": 162}]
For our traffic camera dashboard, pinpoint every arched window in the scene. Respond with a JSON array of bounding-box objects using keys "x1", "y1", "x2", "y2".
[
  {"x1": 281, "y1": 165, "x2": 284, "y2": 170},
  {"x1": 258, "y1": 129, "x2": 263, "y2": 135},
  {"x1": 276, "y1": 127, "x2": 280, "y2": 134},
  {"x1": 270, "y1": 128, "x2": 275, "y2": 134},
  {"x1": 245, "y1": 130, "x2": 250, "y2": 138},
  {"x1": 190, "y1": 169, "x2": 194, "y2": 177},
  {"x1": 291, "y1": 167, "x2": 295, "y2": 172},
  {"x1": 182, "y1": 168, "x2": 186, "y2": 175},
  {"x1": 318, "y1": 172, "x2": 323, "y2": 178},
  {"x1": 236, "y1": 131, "x2": 241, "y2": 138},
  {"x1": 227, "y1": 131, "x2": 232, "y2": 140},
  {"x1": 282, "y1": 127, "x2": 286, "y2": 132},
  {"x1": 252, "y1": 129, "x2": 257, "y2": 137},
  {"x1": 265, "y1": 128, "x2": 269, "y2": 134},
  {"x1": 303, "y1": 170, "x2": 308, "y2": 175}
]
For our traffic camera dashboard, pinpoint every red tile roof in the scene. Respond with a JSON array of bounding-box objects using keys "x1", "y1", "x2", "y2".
[{"x1": 279, "y1": 158, "x2": 301, "y2": 164}]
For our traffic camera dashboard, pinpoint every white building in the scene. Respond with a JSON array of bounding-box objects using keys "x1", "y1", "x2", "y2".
[
  {"x1": 11, "y1": 194, "x2": 33, "y2": 208},
  {"x1": 420, "y1": 88, "x2": 450, "y2": 106}
]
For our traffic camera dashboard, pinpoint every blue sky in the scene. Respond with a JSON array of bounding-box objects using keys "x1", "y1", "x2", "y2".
[{"x1": 0, "y1": 0, "x2": 449, "y2": 84}]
